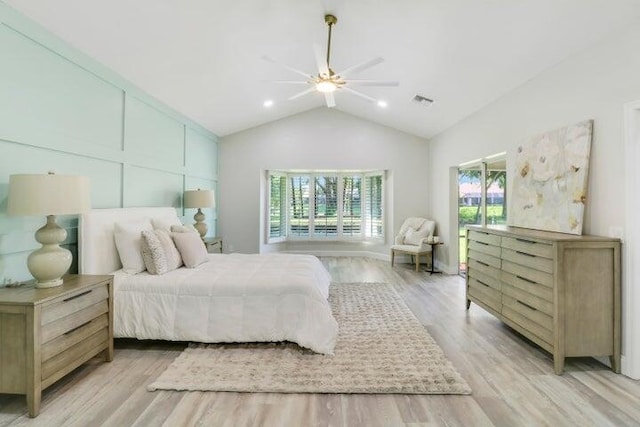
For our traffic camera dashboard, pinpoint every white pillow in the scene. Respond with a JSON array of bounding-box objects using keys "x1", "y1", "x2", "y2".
[
  {"x1": 404, "y1": 227, "x2": 431, "y2": 246},
  {"x1": 141, "y1": 229, "x2": 183, "y2": 275},
  {"x1": 170, "y1": 224, "x2": 199, "y2": 233},
  {"x1": 114, "y1": 219, "x2": 153, "y2": 274},
  {"x1": 171, "y1": 232, "x2": 209, "y2": 268}
]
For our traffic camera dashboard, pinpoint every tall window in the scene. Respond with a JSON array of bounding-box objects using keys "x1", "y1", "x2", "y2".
[{"x1": 267, "y1": 171, "x2": 385, "y2": 242}]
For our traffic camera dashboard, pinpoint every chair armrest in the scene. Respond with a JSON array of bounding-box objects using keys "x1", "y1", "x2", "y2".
[{"x1": 394, "y1": 235, "x2": 404, "y2": 245}]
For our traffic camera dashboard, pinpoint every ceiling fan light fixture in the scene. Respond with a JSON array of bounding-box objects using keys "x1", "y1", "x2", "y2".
[{"x1": 316, "y1": 80, "x2": 337, "y2": 93}]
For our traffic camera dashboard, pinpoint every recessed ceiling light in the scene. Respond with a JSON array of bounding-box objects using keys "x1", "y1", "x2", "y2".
[
  {"x1": 377, "y1": 100, "x2": 388, "y2": 108},
  {"x1": 263, "y1": 100, "x2": 274, "y2": 107}
]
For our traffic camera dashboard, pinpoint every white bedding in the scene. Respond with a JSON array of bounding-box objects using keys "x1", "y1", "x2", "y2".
[
  {"x1": 111, "y1": 252, "x2": 338, "y2": 354},
  {"x1": 79, "y1": 208, "x2": 339, "y2": 355}
]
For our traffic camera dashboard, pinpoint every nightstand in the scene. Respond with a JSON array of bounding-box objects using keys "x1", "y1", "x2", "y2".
[
  {"x1": 204, "y1": 236, "x2": 223, "y2": 253},
  {"x1": 0, "y1": 274, "x2": 114, "y2": 417}
]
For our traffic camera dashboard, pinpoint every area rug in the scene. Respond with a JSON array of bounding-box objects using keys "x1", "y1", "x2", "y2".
[{"x1": 148, "y1": 282, "x2": 471, "y2": 394}]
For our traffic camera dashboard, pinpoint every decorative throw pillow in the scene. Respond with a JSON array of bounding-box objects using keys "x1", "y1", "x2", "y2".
[
  {"x1": 170, "y1": 224, "x2": 199, "y2": 233},
  {"x1": 141, "y1": 230, "x2": 168, "y2": 275},
  {"x1": 404, "y1": 227, "x2": 431, "y2": 246},
  {"x1": 141, "y1": 230, "x2": 183, "y2": 275},
  {"x1": 171, "y1": 232, "x2": 209, "y2": 268},
  {"x1": 114, "y1": 219, "x2": 153, "y2": 274},
  {"x1": 156, "y1": 229, "x2": 183, "y2": 271}
]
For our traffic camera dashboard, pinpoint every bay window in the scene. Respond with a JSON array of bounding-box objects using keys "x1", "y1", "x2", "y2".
[{"x1": 267, "y1": 170, "x2": 385, "y2": 242}]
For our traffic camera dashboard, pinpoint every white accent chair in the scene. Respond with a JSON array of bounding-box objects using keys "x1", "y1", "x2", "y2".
[{"x1": 390, "y1": 217, "x2": 436, "y2": 272}]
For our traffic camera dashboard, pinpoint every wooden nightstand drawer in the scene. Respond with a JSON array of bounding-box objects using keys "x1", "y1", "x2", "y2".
[
  {"x1": 41, "y1": 284, "x2": 109, "y2": 326},
  {"x1": 41, "y1": 327, "x2": 109, "y2": 387},
  {"x1": 41, "y1": 300, "x2": 109, "y2": 343},
  {"x1": 41, "y1": 313, "x2": 109, "y2": 362}
]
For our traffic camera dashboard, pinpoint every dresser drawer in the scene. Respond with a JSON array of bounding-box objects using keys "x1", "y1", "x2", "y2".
[
  {"x1": 468, "y1": 258, "x2": 501, "y2": 281},
  {"x1": 468, "y1": 239, "x2": 501, "y2": 258},
  {"x1": 502, "y1": 282, "x2": 553, "y2": 316},
  {"x1": 468, "y1": 249, "x2": 501, "y2": 269},
  {"x1": 502, "y1": 296, "x2": 553, "y2": 346},
  {"x1": 468, "y1": 268, "x2": 501, "y2": 292},
  {"x1": 468, "y1": 278, "x2": 501, "y2": 312},
  {"x1": 501, "y1": 236, "x2": 553, "y2": 259},
  {"x1": 468, "y1": 230, "x2": 501, "y2": 246},
  {"x1": 501, "y1": 271, "x2": 553, "y2": 302},
  {"x1": 502, "y1": 260, "x2": 553, "y2": 288},
  {"x1": 501, "y1": 248, "x2": 553, "y2": 274}
]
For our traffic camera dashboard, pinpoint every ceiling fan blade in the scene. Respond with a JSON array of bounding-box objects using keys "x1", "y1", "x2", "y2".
[
  {"x1": 262, "y1": 55, "x2": 314, "y2": 79},
  {"x1": 263, "y1": 80, "x2": 310, "y2": 84},
  {"x1": 324, "y1": 92, "x2": 336, "y2": 108},
  {"x1": 337, "y1": 57, "x2": 384, "y2": 77},
  {"x1": 288, "y1": 87, "x2": 316, "y2": 101},
  {"x1": 314, "y1": 43, "x2": 330, "y2": 77},
  {"x1": 341, "y1": 86, "x2": 376, "y2": 103},
  {"x1": 345, "y1": 80, "x2": 399, "y2": 87}
]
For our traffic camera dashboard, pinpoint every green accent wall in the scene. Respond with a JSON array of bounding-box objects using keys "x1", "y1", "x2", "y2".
[{"x1": 0, "y1": 4, "x2": 219, "y2": 285}]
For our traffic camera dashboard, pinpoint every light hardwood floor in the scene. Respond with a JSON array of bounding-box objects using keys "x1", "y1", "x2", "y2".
[{"x1": 1, "y1": 257, "x2": 639, "y2": 427}]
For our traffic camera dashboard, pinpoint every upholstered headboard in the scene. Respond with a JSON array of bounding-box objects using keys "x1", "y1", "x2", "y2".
[{"x1": 79, "y1": 207, "x2": 180, "y2": 275}]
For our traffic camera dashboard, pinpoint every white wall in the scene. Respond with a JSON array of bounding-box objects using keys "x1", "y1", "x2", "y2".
[
  {"x1": 219, "y1": 108, "x2": 429, "y2": 256},
  {"x1": 428, "y1": 23, "x2": 640, "y2": 377}
]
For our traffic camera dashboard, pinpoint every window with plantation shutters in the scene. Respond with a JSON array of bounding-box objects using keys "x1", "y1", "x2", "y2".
[
  {"x1": 314, "y1": 176, "x2": 338, "y2": 237},
  {"x1": 289, "y1": 175, "x2": 310, "y2": 237},
  {"x1": 342, "y1": 176, "x2": 361, "y2": 236},
  {"x1": 364, "y1": 174, "x2": 384, "y2": 238},
  {"x1": 268, "y1": 174, "x2": 287, "y2": 240},
  {"x1": 266, "y1": 170, "x2": 384, "y2": 243}
]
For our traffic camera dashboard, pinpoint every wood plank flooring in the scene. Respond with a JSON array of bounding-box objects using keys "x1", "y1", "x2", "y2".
[{"x1": 1, "y1": 257, "x2": 638, "y2": 426}]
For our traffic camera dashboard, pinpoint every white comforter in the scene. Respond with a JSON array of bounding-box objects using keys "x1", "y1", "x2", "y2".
[{"x1": 112, "y1": 253, "x2": 338, "y2": 354}]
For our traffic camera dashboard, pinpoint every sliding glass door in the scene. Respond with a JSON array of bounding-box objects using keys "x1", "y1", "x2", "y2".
[{"x1": 457, "y1": 155, "x2": 506, "y2": 276}]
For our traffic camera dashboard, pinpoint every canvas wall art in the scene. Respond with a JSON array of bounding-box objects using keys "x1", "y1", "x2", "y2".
[{"x1": 509, "y1": 119, "x2": 593, "y2": 235}]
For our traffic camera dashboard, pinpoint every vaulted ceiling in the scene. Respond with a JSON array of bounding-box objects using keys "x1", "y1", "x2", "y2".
[{"x1": 5, "y1": 0, "x2": 640, "y2": 139}]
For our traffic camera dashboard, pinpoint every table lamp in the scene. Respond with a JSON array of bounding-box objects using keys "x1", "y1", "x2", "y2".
[
  {"x1": 7, "y1": 173, "x2": 91, "y2": 288},
  {"x1": 184, "y1": 189, "x2": 215, "y2": 238}
]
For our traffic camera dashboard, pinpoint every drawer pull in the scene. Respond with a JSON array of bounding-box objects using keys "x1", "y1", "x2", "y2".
[
  {"x1": 63, "y1": 290, "x2": 92, "y2": 302},
  {"x1": 477, "y1": 261, "x2": 489, "y2": 267},
  {"x1": 516, "y1": 250, "x2": 536, "y2": 257},
  {"x1": 476, "y1": 241, "x2": 489, "y2": 246},
  {"x1": 516, "y1": 238, "x2": 536, "y2": 244},
  {"x1": 477, "y1": 279, "x2": 489, "y2": 287},
  {"x1": 64, "y1": 320, "x2": 92, "y2": 335},
  {"x1": 517, "y1": 300, "x2": 538, "y2": 311},
  {"x1": 516, "y1": 275, "x2": 537, "y2": 285}
]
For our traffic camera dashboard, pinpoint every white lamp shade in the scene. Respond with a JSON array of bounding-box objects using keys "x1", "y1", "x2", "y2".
[
  {"x1": 184, "y1": 189, "x2": 215, "y2": 209},
  {"x1": 7, "y1": 174, "x2": 91, "y2": 216}
]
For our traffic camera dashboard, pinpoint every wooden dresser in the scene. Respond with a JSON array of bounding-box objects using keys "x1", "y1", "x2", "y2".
[
  {"x1": 465, "y1": 225, "x2": 620, "y2": 374},
  {"x1": 0, "y1": 274, "x2": 113, "y2": 417}
]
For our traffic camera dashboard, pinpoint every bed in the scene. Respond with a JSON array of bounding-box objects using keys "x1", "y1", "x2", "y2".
[{"x1": 78, "y1": 207, "x2": 338, "y2": 354}]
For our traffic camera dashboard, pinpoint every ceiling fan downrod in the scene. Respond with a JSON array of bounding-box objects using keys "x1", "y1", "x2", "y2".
[{"x1": 324, "y1": 14, "x2": 337, "y2": 75}]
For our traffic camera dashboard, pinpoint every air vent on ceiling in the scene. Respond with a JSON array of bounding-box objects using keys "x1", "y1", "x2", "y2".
[{"x1": 412, "y1": 95, "x2": 434, "y2": 107}]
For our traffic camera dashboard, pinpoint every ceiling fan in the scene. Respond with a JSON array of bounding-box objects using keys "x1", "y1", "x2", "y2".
[{"x1": 263, "y1": 14, "x2": 399, "y2": 108}]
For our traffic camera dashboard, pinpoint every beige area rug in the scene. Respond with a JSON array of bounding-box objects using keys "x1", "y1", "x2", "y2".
[{"x1": 148, "y1": 283, "x2": 471, "y2": 394}]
